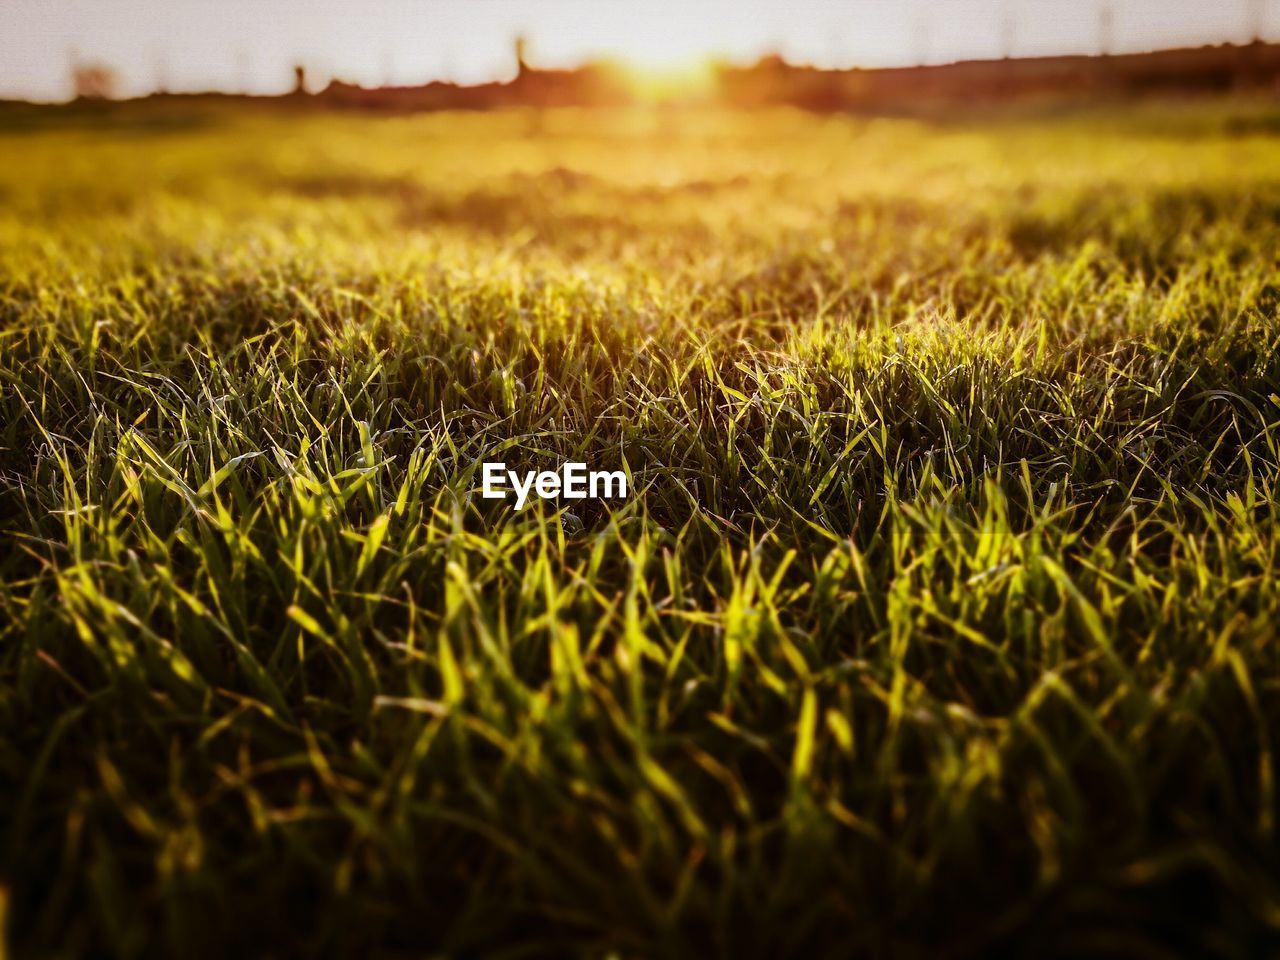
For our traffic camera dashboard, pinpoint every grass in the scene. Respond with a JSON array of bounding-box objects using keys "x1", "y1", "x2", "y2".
[{"x1": 2, "y1": 98, "x2": 1280, "y2": 957}]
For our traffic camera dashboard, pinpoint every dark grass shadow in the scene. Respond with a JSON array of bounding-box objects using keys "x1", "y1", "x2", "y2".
[
  {"x1": 0, "y1": 99, "x2": 219, "y2": 135},
  {"x1": 1007, "y1": 182, "x2": 1280, "y2": 276}
]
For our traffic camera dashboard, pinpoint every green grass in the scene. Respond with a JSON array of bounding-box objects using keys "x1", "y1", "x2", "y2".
[{"x1": 3, "y1": 99, "x2": 1280, "y2": 957}]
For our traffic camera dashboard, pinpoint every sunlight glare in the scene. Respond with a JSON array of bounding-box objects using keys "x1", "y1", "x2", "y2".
[{"x1": 613, "y1": 56, "x2": 718, "y2": 101}]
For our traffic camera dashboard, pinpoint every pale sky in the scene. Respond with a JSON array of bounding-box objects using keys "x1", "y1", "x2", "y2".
[{"x1": 0, "y1": 0, "x2": 1274, "y2": 101}]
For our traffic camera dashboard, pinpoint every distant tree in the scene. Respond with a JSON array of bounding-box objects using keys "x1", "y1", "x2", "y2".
[
  {"x1": 72, "y1": 63, "x2": 118, "y2": 100},
  {"x1": 514, "y1": 35, "x2": 529, "y2": 76},
  {"x1": 1000, "y1": 1, "x2": 1017, "y2": 59},
  {"x1": 1248, "y1": 0, "x2": 1266, "y2": 42},
  {"x1": 293, "y1": 64, "x2": 307, "y2": 95},
  {"x1": 1098, "y1": 0, "x2": 1115, "y2": 56}
]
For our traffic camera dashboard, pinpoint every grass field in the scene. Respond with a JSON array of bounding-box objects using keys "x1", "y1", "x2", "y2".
[{"x1": 3, "y1": 99, "x2": 1280, "y2": 958}]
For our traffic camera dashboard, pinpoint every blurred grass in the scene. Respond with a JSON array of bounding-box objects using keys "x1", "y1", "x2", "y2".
[{"x1": 2, "y1": 99, "x2": 1280, "y2": 957}]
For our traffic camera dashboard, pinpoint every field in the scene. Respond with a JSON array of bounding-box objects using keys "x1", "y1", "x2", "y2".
[{"x1": 3, "y1": 99, "x2": 1280, "y2": 957}]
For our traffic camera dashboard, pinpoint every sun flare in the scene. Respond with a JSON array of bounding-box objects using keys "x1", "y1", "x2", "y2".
[{"x1": 613, "y1": 56, "x2": 718, "y2": 100}]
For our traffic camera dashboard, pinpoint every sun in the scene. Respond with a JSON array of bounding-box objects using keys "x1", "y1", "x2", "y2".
[
  {"x1": 527, "y1": 10, "x2": 725, "y2": 101},
  {"x1": 611, "y1": 56, "x2": 719, "y2": 102}
]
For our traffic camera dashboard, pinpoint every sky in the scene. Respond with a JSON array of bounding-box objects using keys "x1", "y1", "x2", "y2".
[{"x1": 1, "y1": 0, "x2": 1275, "y2": 101}]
